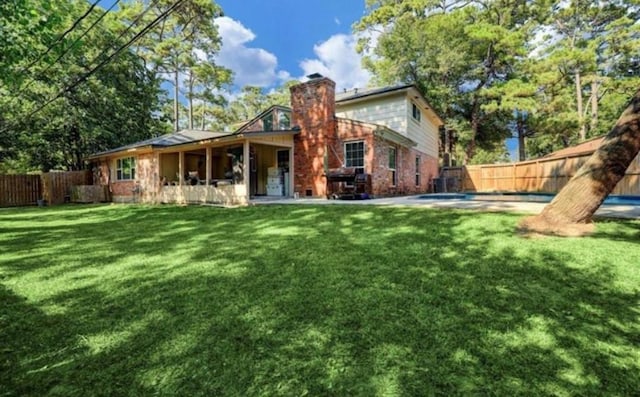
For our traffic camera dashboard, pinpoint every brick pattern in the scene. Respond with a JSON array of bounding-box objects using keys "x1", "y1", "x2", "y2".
[
  {"x1": 291, "y1": 77, "x2": 336, "y2": 197},
  {"x1": 370, "y1": 137, "x2": 438, "y2": 196},
  {"x1": 96, "y1": 153, "x2": 159, "y2": 202},
  {"x1": 290, "y1": 76, "x2": 438, "y2": 198}
]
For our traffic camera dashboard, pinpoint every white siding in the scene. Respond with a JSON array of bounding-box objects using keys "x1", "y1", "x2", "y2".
[
  {"x1": 337, "y1": 93, "x2": 440, "y2": 158},
  {"x1": 406, "y1": 100, "x2": 439, "y2": 158},
  {"x1": 336, "y1": 94, "x2": 408, "y2": 136}
]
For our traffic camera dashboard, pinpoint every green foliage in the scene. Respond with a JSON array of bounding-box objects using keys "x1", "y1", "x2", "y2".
[
  {"x1": 218, "y1": 80, "x2": 300, "y2": 129},
  {"x1": 355, "y1": 0, "x2": 640, "y2": 163},
  {"x1": 1, "y1": 204, "x2": 639, "y2": 395},
  {"x1": 0, "y1": 0, "x2": 167, "y2": 172},
  {"x1": 120, "y1": 0, "x2": 232, "y2": 131}
]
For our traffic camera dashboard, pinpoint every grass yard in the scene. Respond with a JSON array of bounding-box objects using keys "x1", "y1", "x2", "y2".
[{"x1": 1, "y1": 204, "x2": 639, "y2": 396}]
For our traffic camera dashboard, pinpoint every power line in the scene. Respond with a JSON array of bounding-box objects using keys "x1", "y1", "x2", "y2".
[
  {"x1": 14, "y1": 0, "x2": 122, "y2": 99},
  {"x1": 4, "y1": 0, "x2": 186, "y2": 132},
  {"x1": 18, "y1": 0, "x2": 102, "y2": 76}
]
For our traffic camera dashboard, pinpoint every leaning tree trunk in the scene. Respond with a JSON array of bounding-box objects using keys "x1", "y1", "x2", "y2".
[{"x1": 519, "y1": 88, "x2": 640, "y2": 236}]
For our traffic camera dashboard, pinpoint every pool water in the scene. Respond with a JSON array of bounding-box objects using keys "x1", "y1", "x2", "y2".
[{"x1": 418, "y1": 193, "x2": 640, "y2": 206}]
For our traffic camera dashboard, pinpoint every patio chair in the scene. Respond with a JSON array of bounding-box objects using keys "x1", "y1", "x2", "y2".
[{"x1": 187, "y1": 171, "x2": 200, "y2": 186}]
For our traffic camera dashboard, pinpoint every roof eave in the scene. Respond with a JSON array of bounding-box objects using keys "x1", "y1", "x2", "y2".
[
  {"x1": 85, "y1": 145, "x2": 155, "y2": 161},
  {"x1": 336, "y1": 84, "x2": 413, "y2": 105},
  {"x1": 373, "y1": 127, "x2": 417, "y2": 148}
]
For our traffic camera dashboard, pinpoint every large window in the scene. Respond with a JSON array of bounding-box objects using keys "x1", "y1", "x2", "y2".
[
  {"x1": 116, "y1": 157, "x2": 136, "y2": 181},
  {"x1": 345, "y1": 141, "x2": 365, "y2": 169},
  {"x1": 388, "y1": 146, "x2": 397, "y2": 186},
  {"x1": 411, "y1": 103, "x2": 421, "y2": 122},
  {"x1": 415, "y1": 156, "x2": 421, "y2": 186}
]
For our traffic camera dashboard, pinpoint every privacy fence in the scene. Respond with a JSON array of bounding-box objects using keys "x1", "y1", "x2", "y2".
[
  {"x1": 0, "y1": 170, "x2": 92, "y2": 207},
  {"x1": 440, "y1": 152, "x2": 640, "y2": 196}
]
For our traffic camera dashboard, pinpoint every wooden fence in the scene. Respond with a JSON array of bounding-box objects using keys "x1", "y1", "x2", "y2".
[
  {"x1": 41, "y1": 170, "x2": 93, "y2": 205},
  {"x1": 0, "y1": 174, "x2": 41, "y2": 207},
  {"x1": 441, "y1": 151, "x2": 640, "y2": 196},
  {"x1": 0, "y1": 170, "x2": 93, "y2": 207}
]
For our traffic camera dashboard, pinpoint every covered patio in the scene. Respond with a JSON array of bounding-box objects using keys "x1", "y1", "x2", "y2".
[{"x1": 154, "y1": 131, "x2": 296, "y2": 205}]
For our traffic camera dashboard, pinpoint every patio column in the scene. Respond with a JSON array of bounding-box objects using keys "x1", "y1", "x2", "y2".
[
  {"x1": 289, "y1": 146, "x2": 295, "y2": 198},
  {"x1": 243, "y1": 140, "x2": 250, "y2": 202},
  {"x1": 205, "y1": 147, "x2": 212, "y2": 186},
  {"x1": 178, "y1": 151, "x2": 184, "y2": 185}
]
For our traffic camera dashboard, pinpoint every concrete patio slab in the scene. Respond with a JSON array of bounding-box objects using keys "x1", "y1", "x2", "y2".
[{"x1": 251, "y1": 195, "x2": 640, "y2": 220}]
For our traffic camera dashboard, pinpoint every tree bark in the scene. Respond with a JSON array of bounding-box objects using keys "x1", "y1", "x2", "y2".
[
  {"x1": 517, "y1": 112, "x2": 526, "y2": 161},
  {"x1": 590, "y1": 79, "x2": 599, "y2": 133},
  {"x1": 188, "y1": 69, "x2": 194, "y2": 130},
  {"x1": 576, "y1": 70, "x2": 586, "y2": 141},
  {"x1": 519, "y1": 89, "x2": 640, "y2": 236},
  {"x1": 173, "y1": 69, "x2": 179, "y2": 132}
]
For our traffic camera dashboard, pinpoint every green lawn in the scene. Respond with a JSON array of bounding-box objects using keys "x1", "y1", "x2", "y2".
[{"x1": 1, "y1": 204, "x2": 639, "y2": 396}]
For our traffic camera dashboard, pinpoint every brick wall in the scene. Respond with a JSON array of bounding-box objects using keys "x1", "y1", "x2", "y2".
[
  {"x1": 370, "y1": 137, "x2": 438, "y2": 196},
  {"x1": 95, "y1": 153, "x2": 159, "y2": 203},
  {"x1": 290, "y1": 77, "x2": 336, "y2": 197},
  {"x1": 290, "y1": 77, "x2": 439, "y2": 198}
]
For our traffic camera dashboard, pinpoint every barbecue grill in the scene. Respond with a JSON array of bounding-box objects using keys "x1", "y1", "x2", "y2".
[{"x1": 325, "y1": 168, "x2": 372, "y2": 199}]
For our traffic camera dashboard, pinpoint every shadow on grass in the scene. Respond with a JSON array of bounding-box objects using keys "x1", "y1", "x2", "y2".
[{"x1": 1, "y1": 204, "x2": 639, "y2": 396}]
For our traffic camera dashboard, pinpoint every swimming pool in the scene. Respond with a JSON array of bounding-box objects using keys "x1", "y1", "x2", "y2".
[{"x1": 418, "y1": 193, "x2": 640, "y2": 206}]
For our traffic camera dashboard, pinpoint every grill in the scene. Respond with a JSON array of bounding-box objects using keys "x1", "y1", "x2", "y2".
[{"x1": 325, "y1": 168, "x2": 372, "y2": 200}]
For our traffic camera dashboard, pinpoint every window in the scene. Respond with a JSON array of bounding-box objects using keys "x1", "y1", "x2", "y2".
[
  {"x1": 388, "y1": 146, "x2": 397, "y2": 186},
  {"x1": 345, "y1": 141, "x2": 365, "y2": 169},
  {"x1": 262, "y1": 114, "x2": 273, "y2": 131},
  {"x1": 278, "y1": 111, "x2": 291, "y2": 130},
  {"x1": 116, "y1": 157, "x2": 136, "y2": 181},
  {"x1": 415, "y1": 156, "x2": 421, "y2": 186},
  {"x1": 411, "y1": 103, "x2": 421, "y2": 122}
]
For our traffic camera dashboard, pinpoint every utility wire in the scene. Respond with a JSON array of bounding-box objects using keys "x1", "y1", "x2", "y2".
[
  {"x1": 4, "y1": 0, "x2": 186, "y2": 133},
  {"x1": 14, "y1": 0, "x2": 121, "y2": 99},
  {"x1": 101, "y1": 0, "x2": 160, "y2": 58},
  {"x1": 18, "y1": 0, "x2": 102, "y2": 76}
]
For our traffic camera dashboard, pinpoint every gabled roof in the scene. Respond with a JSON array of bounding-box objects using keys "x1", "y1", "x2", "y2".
[
  {"x1": 86, "y1": 129, "x2": 231, "y2": 159},
  {"x1": 235, "y1": 104, "x2": 292, "y2": 133}
]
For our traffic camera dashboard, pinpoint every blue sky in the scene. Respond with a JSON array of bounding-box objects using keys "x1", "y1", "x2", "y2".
[{"x1": 214, "y1": 0, "x2": 372, "y2": 91}]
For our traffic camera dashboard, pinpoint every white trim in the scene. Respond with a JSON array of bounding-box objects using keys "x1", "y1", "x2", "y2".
[
  {"x1": 388, "y1": 146, "x2": 397, "y2": 187},
  {"x1": 344, "y1": 140, "x2": 365, "y2": 170},
  {"x1": 411, "y1": 102, "x2": 422, "y2": 123},
  {"x1": 114, "y1": 155, "x2": 137, "y2": 181}
]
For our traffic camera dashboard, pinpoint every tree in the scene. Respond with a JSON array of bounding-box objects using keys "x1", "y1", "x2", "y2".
[
  {"x1": 1, "y1": 0, "x2": 165, "y2": 172},
  {"x1": 519, "y1": 88, "x2": 640, "y2": 236},
  {"x1": 524, "y1": 0, "x2": 640, "y2": 156},
  {"x1": 355, "y1": 0, "x2": 546, "y2": 163},
  {"x1": 222, "y1": 81, "x2": 298, "y2": 127},
  {"x1": 120, "y1": 0, "x2": 229, "y2": 132}
]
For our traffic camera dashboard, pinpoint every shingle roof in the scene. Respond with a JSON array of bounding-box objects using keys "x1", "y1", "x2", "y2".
[
  {"x1": 87, "y1": 130, "x2": 231, "y2": 158},
  {"x1": 335, "y1": 84, "x2": 414, "y2": 103}
]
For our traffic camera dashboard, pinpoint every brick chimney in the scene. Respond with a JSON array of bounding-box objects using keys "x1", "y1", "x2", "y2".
[{"x1": 290, "y1": 75, "x2": 336, "y2": 197}]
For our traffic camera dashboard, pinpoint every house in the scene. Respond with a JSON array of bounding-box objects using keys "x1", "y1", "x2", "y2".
[{"x1": 87, "y1": 75, "x2": 444, "y2": 205}]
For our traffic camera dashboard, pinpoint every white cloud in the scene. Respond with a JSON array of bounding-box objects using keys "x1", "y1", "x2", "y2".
[
  {"x1": 214, "y1": 16, "x2": 288, "y2": 88},
  {"x1": 299, "y1": 32, "x2": 375, "y2": 91}
]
